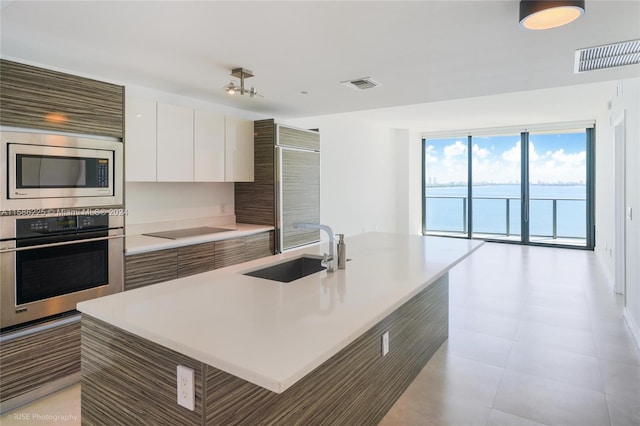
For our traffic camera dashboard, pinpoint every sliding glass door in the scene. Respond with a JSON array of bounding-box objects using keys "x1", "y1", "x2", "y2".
[
  {"x1": 526, "y1": 129, "x2": 591, "y2": 246},
  {"x1": 423, "y1": 136, "x2": 469, "y2": 236},
  {"x1": 423, "y1": 126, "x2": 594, "y2": 249},
  {"x1": 471, "y1": 134, "x2": 521, "y2": 241}
]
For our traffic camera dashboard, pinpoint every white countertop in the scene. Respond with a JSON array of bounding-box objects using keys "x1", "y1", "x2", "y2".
[
  {"x1": 78, "y1": 232, "x2": 483, "y2": 393},
  {"x1": 125, "y1": 223, "x2": 274, "y2": 254}
]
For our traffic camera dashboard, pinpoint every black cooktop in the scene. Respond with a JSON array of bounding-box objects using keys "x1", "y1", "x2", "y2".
[{"x1": 143, "y1": 227, "x2": 233, "y2": 240}]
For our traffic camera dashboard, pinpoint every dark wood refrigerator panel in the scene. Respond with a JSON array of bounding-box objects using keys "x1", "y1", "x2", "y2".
[
  {"x1": 278, "y1": 124, "x2": 320, "y2": 150},
  {"x1": 279, "y1": 148, "x2": 321, "y2": 250}
]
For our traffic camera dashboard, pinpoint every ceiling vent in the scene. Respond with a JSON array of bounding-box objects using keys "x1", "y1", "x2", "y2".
[
  {"x1": 574, "y1": 39, "x2": 640, "y2": 73},
  {"x1": 341, "y1": 77, "x2": 382, "y2": 90}
]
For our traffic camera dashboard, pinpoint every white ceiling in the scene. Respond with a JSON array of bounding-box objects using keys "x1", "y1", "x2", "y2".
[{"x1": 1, "y1": 1, "x2": 639, "y2": 126}]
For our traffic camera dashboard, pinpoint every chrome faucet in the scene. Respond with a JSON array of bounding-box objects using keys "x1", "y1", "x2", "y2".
[{"x1": 293, "y1": 223, "x2": 335, "y2": 272}]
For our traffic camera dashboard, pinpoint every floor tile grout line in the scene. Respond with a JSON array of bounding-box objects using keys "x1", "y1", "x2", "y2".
[{"x1": 484, "y1": 327, "x2": 514, "y2": 426}]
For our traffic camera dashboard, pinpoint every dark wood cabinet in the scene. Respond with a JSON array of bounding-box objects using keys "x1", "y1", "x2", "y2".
[
  {"x1": 0, "y1": 317, "x2": 80, "y2": 407},
  {"x1": 235, "y1": 119, "x2": 276, "y2": 228},
  {"x1": 125, "y1": 249, "x2": 178, "y2": 291},
  {"x1": 214, "y1": 237, "x2": 245, "y2": 269},
  {"x1": 245, "y1": 231, "x2": 275, "y2": 262},
  {"x1": 125, "y1": 232, "x2": 274, "y2": 290},
  {"x1": 178, "y1": 242, "x2": 216, "y2": 278},
  {"x1": 0, "y1": 59, "x2": 124, "y2": 138}
]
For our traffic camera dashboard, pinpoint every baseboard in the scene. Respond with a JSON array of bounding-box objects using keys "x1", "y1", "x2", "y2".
[
  {"x1": 623, "y1": 308, "x2": 640, "y2": 351},
  {"x1": 0, "y1": 373, "x2": 80, "y2": 414},
  {"x1": 595, "y1": 248, "x2": 615, "y2": 291}
]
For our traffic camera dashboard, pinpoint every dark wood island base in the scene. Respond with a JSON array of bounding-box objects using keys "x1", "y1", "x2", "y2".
[{"x1": 81, "y1": 274, "x2": 448, "y2": 425}]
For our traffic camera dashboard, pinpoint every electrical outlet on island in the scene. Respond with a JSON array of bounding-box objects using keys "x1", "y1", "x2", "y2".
[{"x1": 177, "y1": 365, "x2": 195, "y2": 410}]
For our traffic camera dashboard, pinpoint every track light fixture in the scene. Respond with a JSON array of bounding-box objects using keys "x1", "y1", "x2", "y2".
[
  {"x1": 519, "y1": 0, "x2": 585, "y2": 30},
  {"x1": 224, "y1": 68, "x2": 262, "y2": 98}
]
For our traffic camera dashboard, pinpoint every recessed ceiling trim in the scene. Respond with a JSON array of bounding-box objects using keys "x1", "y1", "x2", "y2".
[{"x1": 574, "y1": 39, "x2": 640, "y2": 73}]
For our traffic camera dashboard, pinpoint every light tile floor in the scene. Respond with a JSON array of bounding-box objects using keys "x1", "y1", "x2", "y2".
[
  {"x1": 2, "y1": 243, "x2": 639, "y2": 426},
  {"x1": 380, "y1": 242, "x2": 640, "y2": 426}
]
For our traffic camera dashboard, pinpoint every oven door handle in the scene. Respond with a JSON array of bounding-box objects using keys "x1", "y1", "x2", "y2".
[{"x1": 0, "y1": 234, "x2": 124, "y2": 253}]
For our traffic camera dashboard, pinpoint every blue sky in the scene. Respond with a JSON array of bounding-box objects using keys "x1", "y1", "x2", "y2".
[{"x1": 425, "y1": 131, "x2": 587, "y2": 185}]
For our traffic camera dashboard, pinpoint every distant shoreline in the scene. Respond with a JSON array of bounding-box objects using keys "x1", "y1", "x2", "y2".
[{"x1": 426, "y1": 183, "x2": 586, "y2": 188}]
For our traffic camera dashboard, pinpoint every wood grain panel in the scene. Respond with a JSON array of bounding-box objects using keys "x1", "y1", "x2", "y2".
[
  {"x1": 203, "y1": 273, "x2": 448, "y2": 425},
  {"x1": 177, "y1": 242, "x2": 215, "y2": 278},
  {"x1": 214, "y1": 237, "x2": 245, "y2": 269},
  {"x1": 125, "y1": 249, "x2": 177, "y2": 291},
  {"x1": 234, "y1": 183, "x2": 274, "y2": 225},
  {"x1": 81, "y1": 315, "x2": 203, "y2": 426},
  {"x1": 0, "y1": 319, "x2": 80, "y2": 403},
  {"x1": 244, "y1": 231, "x2": 274, "y2": 262},
  {"x1": 234, "y1": 119, "x2": 275, "y2": 225},
  {"x1": 80, "y1": 274, "x2": 449, "y2": 425},
  {"x1": 252, "y1": 119, "x2": 276, "y2": 182},
  {"x1": 0, "y1": 59, "x2": 124, "y2": 138},
  {"x1": 281, "y1": 149, "x2": 320, "y2": 250},
  {"x1": 277, "y1": 125, "x2": 320, "y2": 150}
]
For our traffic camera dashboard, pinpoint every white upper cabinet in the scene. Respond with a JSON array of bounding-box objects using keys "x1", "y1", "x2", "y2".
[
  {"x1": 124, "y1": 96, "x2": 253, "y2": 183},
  {"x1": 157, "y1": 103, "x2": 194, "y2": 182},
  {"x1": 194, "y1": 110, "x2": 225, "y2": 182},
  {"x1": 225, "y1": 116, "x2": 254, "y2": 182},
  {"x1": 125, "y1": 97, "x2": 157, "y2": 182}
]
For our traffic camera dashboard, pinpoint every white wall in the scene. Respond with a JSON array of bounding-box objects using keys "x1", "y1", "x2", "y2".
[
  {"x1": 285, "y1": 115, "x2": 399, "y2": 238},
  {"x1": 394, "y1": 129, "x2": 423, "y2": 235},
  {"x1": 125, "y1": 182, "x2": 235, "y2": 233},
  {"x1": 594, "y1": 101, "x2": 616, "y2": 286},
  {"x1": 599, "y1": 78, "x2": 640, "y2": 343}
]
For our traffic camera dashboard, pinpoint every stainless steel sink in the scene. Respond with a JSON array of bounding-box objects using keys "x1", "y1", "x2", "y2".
[{"x1": 243, "y1": 256, "x2": 326, "y2": 283}]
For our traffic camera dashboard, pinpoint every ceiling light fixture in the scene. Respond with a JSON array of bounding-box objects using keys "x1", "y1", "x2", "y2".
[
  {"x1": 519, "y1": 0, "x2": 585, "y2": 30},
  {"x1": 224, "y1": 68, "x2": 261, "y2": 98}
]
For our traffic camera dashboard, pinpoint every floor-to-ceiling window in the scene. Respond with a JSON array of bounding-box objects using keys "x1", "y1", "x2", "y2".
[
  {"x1": 527, "y1": 129, "x2": 591, "y2": 246},
  {"x1": 423, "y1": 136, "x2": 469, "y2": 236},
  {"x1": 470, "y1": 133, "x2": 521, "y2": 241},
  {"x1": 422, "y1": 123, "x2": 595, "y2": 249}
]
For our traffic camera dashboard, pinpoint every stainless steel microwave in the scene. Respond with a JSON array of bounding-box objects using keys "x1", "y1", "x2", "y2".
[{"x1": 1, "y1": 130, "x2": 123, "y2": 211}]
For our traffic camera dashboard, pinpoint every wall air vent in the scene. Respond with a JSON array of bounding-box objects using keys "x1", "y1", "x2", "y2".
[
  {"x1": 341, "y1": 77, "x2": 382, "y2": 90},
  {"x1": 574, "y1": 39, "x2": 640, "y2": 73}
]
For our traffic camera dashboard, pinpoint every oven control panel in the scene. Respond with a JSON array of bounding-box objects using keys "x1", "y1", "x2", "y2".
[{"x1": 16, "y1": 214, "x2": 109, "y2": 237}]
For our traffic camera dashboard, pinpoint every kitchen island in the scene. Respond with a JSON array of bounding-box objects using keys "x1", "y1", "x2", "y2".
[{"x1": 77, "y1": 232, "x2": 483, "y2": 425}]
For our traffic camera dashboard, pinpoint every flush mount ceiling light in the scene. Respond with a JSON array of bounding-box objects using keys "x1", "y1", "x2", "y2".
[
  {"x1": 224, "y1": 68, "x2": 262, "y2": 98},
  {"x1": 519, "y1": 0, "x2": 585, "y2": 30}
]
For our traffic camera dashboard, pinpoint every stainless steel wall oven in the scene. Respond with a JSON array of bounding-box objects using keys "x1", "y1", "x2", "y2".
[
  {"x1": 1, "y1": 127, "x2": 125, "y2": 329},
  {"x1": 0, "y1": 213, "x2": 124, "y2": 329}
]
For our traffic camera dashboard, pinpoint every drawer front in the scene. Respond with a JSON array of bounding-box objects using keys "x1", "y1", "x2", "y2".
[
  {"x1": 245, "y1": 231, "x2": 274, "y2": 262},
  {"x1": 214, "y1": 238, "x2": 245, "y2": 269},
  {"x1": 178, "y1": 242, "x2": 216, "y2": 278},
  {"x1": 125, "y1": 249, "x2": 178, "y2": 290},
  {"x1": 0, "y1": 319, "x2": 80, "y2": 403}
]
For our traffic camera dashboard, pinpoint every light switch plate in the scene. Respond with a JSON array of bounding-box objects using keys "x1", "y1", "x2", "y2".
[{"x1": 177, "y1": 365, "x2": 195, "y2": 411}]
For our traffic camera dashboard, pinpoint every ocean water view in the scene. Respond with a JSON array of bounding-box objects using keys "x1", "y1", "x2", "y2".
[{"x1": 425, "y1": 184, "x2": 587, "y2": 239}]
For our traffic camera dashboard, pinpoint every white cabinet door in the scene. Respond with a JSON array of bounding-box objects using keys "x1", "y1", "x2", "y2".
[
  {"x1": 125, "y1": 97, "x2": 157, "y2": 182},
  {"x1": 157, "y1": 103, "x2": 194, "y2": 182},
  {"x1": 194, "y1": 110, "x2": 225, "y2": 182},
  {"x1": 225, "y1": 116, "x2": 254, "y2": 182}
]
